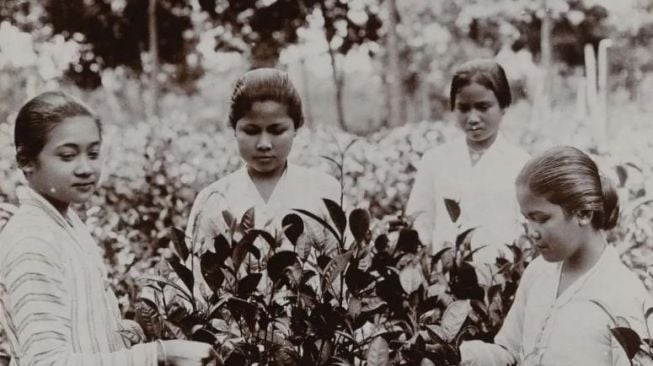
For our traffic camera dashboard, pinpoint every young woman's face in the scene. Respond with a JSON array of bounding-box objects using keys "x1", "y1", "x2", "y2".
[
  {"x1": 235, "y1": 100, "x2": 296, "y2": 178},
  {"x1": 454, "y1": 82, "x2": 504, "y2": 150},
  {"x1": 517, "y1": 184, "x2": 585, "y2": 262},
  {"x1": 26, "y1": 116, "x2": 102, "y2": 213}
]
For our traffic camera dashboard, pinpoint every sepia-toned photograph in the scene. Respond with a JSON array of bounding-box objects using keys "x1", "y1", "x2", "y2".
[{"x1": 0, "y1": 0, "x2": 652, "y2": 365}]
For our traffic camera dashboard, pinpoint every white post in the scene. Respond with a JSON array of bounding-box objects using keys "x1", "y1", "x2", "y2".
[{"x1": 597, "y1": 39, "x2": 612, "y2": 149}]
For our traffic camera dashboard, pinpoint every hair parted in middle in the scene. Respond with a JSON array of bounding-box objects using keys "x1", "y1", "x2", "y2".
[
  {"x1": 228, "y1": 68, "x2": 304, "y2": 129},
  {"x1": 516, "y1": 145, "x2": 620, "y2": 230},
  {"x1": 449, "y1": 59, "x2": 512, "y2": 111}
]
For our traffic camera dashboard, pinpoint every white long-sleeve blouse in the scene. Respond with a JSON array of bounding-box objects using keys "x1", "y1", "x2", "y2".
[
  {"x1": 460, "y1": 245, "x2": 651, "y2": 366},
  {"x1": 0, "y1": 187, "x2": 158, "y2": 366}
]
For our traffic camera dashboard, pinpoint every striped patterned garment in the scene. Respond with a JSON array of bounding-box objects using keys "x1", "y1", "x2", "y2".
[{"x1": 0, "y1": 187, "x2": 158, "y2": 366}]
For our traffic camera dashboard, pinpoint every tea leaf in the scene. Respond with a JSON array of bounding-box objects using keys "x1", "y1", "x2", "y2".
[
  {"x1": 231, "y1": 230, "x2": 259, "y2": 272},
  {"x1": 200, "y1": 252, "x2": 225, "y2": 293},
  {"x1": 282, "y1": 213, "x2": 304, "y2": 244},
  {"x1": 135, "y1": 298, "x2": 163, "y2": 340},
  {"x1": 366, "y1": 336, "x2": 390, "y2": 366},
  {"x1": 440, "y1": 300, "x2": 472, "y2": 342},
  {"x1": 237, "y1": 273, "x2": 262, "y2": 298},
  {"x1": 295, "y1": 208, "x2": 341, "y2": 247},
  {"x1": 322, "y1": 250, "x2": 353, "y2": 288},
  {"x1": 213, "y1": 234, "x2": 232, "y2": 262},
  {"x1": 396, "y1": 229, "x2": 421, "y2": 254},
  {"x1": 166, "y1": 256, "x2": 194, "y2": 293},
  {"x1": 170, "y1": 227, "x2": 189, "y2": 261},
  {"x1": 323, "y1": 198, "x2": 347, "y2": 237},
  {"x1": 444, "y1": 199, "x2": 461, "y2": 223},
  {"x1": 455, "y1": 228, "x2": 475, "y2": 250},
  {"x1": 192, "y1": 327, "x2": 217, "y2": 345},
  {"x1": 400, "y1": 265, "x2": 425, "y2": 294},
  {"x1": 268, "y1": 251, "x2": 300, "y2": 284},
  {"x1": 240, "y1": 207, "x2": 255, "y2": 232},
  {"x1": 610, "y1": 327, "x2": 642, "y2": 360},
  {"x1": 349, "y1": 208, "x2": 370, "y2": 242}
]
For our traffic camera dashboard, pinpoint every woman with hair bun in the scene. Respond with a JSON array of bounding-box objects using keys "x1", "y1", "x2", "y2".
[
  {"x1": 186, "y1": 68, "x2": 341, "y2": 255},
  {"x1": 460, "y1": 146, "x2": 652, "y2": 366}
]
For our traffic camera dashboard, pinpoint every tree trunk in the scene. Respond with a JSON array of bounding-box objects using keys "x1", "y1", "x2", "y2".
[
  {"x1": 320, "y1": 3, "x2": 347, "y2": 131},
  {"x1": 539, "y1": 0, "x2": 552, "y2": 108},
  {"x1": 386, "y1": 0, "x2": 403, "y2": 127},
  {"x1": 148, "y1": 0, "x2": 159, "y2": 121}
]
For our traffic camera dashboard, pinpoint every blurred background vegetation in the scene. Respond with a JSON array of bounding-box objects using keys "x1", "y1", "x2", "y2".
[{"x1": 0, "y1": 0, "x2": 653, "y2": 314}]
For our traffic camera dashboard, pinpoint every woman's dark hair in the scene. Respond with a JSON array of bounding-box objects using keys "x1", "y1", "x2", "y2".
[
  {"x1": 516, "y1": 146, "x2": 619, "y2": 230},
  {"x1": 15, "y1": 91, "x2": 100, "y2": 168},
  {"x1": 228, "y1": 68, "x2": 303, "y2": 129},
  {"x1": 449, "y1": 59, "x2": 512, "y2": 111}
]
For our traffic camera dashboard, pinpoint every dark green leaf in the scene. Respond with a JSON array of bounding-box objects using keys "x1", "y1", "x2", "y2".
[
  {"x1": 250, "y1": 229, "x2": 277, "y2": 249},
  {"x1": 456, "y1": 227, "x2": 475, "y2": 249},
  {"x1": 323, "y1": 198, "x2": 347, "y2": 237},
  {"x1": 214, "y1": 234, "x2": 231, "y2": 258},
  {"x1": 610, "y1": 327, "x2": 642, "y2": 360},
  {"x1": 349, "y1": 208, "x2": 370, "y2": 242},
  {"x1": 237, "y1": 273, "x2": 262, "y2": 298},
  {"x1": 282, "y1": 213, "x2": 304, "y2": 244},
  {"x1": 192, "y1": 327, "x2": 217, "y2": 345},
  {"x1": 166, "y1": 256, "x2": 194, "y2": 293},
  {"x1": 396, "y1": 229, "x2": 421, "y2": 254},
  {"x1": 444, "y1": 198, "x2": 461, "y2": 223},
  {"x1": 268, "y1": 251, "x2": 300, "y2": 284},
  {"x1": 375, "y1": 234, "x2": 389, "y2": 251},
  {"x1": 170, "y1": 227, "x2": 189, "y2": 261},
  {"x1": 200, "y1": 251, "x2": 225, "y2": 293}
]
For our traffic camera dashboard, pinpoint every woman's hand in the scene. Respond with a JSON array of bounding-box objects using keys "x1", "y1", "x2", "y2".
[{"x1": 159, "y1": 340, "x2": 221, "y2": 366}]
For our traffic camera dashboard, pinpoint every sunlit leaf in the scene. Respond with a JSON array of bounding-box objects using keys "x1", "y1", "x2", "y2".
[
  {"x1": 322, "y1": 250, "x2": 353, "y2": 289},
  {"x1": 400, "y1": 265, "x2": 424, "y2": 294},
  {"x1": 366, "y1": 336, "x2": 390, "y2": 366},
  {"x1": 440, "y1": 300, "x2": 472, "y2": 342},
  {"x1": 240, "y1": 207, "x2": 255, "y2": 232}
]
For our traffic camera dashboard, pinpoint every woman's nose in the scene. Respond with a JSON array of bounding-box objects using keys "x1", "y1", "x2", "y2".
[
  {"x1": 75, "y1": 156, "x2": 94, "y2": 176},
  {"x1": 256, "y1": 133, "x2": 272, "y2": 150},
  {"x1": 526, "y1": 224, "x2": 541, "y2": 241}
]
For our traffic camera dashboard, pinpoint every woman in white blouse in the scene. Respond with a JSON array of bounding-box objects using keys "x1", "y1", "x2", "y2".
[
  {"x1": 406, "y1": 59, "x2": 529, "y2": 283},
  {"x1": 186, "y1": 68, "x2": 341, "y2": 255},
  {"x1": 460, "y1": 146, "x2": 651, "y2": 366}
]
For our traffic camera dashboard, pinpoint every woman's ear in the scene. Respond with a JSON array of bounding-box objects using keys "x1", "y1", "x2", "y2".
[{"x1": 576, "y1": 210, "x2": 593, "y2": 226}]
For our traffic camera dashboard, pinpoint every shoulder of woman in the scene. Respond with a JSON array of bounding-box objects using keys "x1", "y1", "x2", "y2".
[{"x1": 0, "y1": 223, "x2": 65, "y2": 271}]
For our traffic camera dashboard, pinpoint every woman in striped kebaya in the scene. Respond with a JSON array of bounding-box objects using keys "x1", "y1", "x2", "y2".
[{"x1": 0, "y1": 91, "x2": 218, "y2": 366}]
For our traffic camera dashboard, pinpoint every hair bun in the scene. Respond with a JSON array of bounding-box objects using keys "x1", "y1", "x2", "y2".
[{"x1": 600, "y1": 174, "x2": 619, "y2": 230}]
